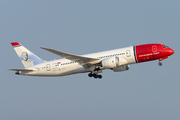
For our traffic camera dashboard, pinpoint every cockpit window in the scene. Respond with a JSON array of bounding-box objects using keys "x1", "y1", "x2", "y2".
[{"x1": 163, "y1": 46, "x2": 169, "y2": 48}]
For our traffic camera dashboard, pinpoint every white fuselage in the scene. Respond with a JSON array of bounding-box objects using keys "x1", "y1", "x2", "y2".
[
  {"x1": 20, "y1": 46, "x2": 136, "y2": 76},
  {"x1": 10, "y1": 42, "x2": 175, "y2": 78}
]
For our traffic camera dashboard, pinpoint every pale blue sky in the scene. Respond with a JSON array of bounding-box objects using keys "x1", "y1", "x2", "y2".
[{"x1": 0, "y1": 0, "x2": 180, "y2": 120}]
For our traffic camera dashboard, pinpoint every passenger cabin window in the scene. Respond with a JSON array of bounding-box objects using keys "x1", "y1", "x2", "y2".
[{"x1": 136, "y1": 49, "x2": 148, "y2": 52}]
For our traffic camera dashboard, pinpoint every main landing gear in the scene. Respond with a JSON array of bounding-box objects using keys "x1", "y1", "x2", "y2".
[{"x1": 88, "y1": 72, "x2": 102, "y2": 79}]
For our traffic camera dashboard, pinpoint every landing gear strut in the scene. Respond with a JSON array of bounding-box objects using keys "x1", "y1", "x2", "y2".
[
  {"x1": 158, "y1": 61, "x2": 162, "y2": 66},
  {"x1": 88, "y1": 72, "x2": 102, "y2": 79}
]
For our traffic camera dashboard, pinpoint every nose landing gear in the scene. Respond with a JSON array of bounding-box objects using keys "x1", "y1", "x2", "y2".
[
  {"x1": 88, "y1": 72, "x2": 102, "y2": 79},
  {"x1": 158, "y1": 61, "x2": 162, "y2": 66}
]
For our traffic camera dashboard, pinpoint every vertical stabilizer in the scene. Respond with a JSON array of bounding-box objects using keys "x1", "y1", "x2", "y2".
[{"x1": 11, "y1": 42, "x2": 44, "y2": 68}]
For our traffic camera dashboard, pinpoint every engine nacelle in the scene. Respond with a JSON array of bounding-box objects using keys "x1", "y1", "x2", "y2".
[
  {"x1": 101, "y1": 57, "x2": 120, "y2": 69},
  {"x1": 113, "y1": 65, "x2": 129, "y2": 72}
]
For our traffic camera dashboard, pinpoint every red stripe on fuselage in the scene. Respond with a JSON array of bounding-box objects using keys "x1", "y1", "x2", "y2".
[{"x1": 135, "y1": 44, "x2": 172, "y2": 63}]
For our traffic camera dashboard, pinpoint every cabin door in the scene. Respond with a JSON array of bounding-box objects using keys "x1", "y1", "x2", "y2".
[
  {"x1": 46, "y1": 64, "x2": 51, "y2": 71},
  {"x1": 126, "y1": 50, "x2": 131, "y2": 57},
  {"x1": 152, "y1": 45, "x2": 157, "y2": 52}
]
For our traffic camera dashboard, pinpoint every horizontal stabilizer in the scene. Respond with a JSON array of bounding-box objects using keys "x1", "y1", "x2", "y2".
[{"x1": 8, "y1": 68, "x2": 35, "y2": 71}]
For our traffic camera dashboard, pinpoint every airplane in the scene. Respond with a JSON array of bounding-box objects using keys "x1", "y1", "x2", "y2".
[{"x1": 9, "y1": 42, "x2": 174, "y2": 79}]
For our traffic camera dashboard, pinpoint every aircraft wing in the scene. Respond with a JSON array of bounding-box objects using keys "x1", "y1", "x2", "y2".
[
  {"x1": 39, "y1": 47, "x2": 101, "y2": 66},
  {"x1": 8, "y1": 69, "x2": 35, "y2": 71}
]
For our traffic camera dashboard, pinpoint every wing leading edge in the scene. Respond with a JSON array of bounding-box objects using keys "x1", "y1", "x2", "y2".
[
  {"x1": 39, "y1": 47, "x2": 101, "y2": 66},
  {"x1": 8, "y1": 69, "x2": 35, "y2": 71}
]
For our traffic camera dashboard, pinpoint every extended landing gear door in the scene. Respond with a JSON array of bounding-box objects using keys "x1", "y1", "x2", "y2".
[
  {"x1": 126, "y1": 50, "x2": 131, "y2": 57},
  {"x1": 46, "y1": 64, "x2": 51, "y2": 71}
]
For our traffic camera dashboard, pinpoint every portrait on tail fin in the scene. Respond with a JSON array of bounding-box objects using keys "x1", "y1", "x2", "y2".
[{"x1": 21, "y1": 52, "x2": 35, "y2": 68}]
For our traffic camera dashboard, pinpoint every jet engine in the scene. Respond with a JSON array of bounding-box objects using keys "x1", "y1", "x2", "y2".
[
  {"x1": 112, "y1": 65, "x2": 129, "y2": 72},
  {"x1": 101, "y1": 57, "x2": 120, "y2": 69}
]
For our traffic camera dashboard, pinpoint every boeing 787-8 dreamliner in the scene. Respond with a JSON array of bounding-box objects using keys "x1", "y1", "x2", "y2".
[{"x1": 9, "y1": 42, "x2": 174, "y2": 79}]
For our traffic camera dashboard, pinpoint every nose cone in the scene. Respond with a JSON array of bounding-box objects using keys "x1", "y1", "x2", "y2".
[{"x1": 170, "y1": 48, "x2": 174, "y2": 55}]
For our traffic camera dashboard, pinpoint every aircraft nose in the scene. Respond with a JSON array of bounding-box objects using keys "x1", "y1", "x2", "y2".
[{"x1": 170, "y1": 48, "x2": 174, "y2": 55}]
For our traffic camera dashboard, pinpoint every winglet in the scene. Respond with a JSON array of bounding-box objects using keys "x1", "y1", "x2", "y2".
[{"x1": 11, "y1": 42, "x2": 21, "y2": 47}]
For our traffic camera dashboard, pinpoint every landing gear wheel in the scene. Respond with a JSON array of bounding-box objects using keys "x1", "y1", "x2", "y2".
[
  {"x1": 88, "y1": 72, "x2": 102, "y2": 79},
  {"x1": 93, "y1": 74, "x2": 98, "y2": 79},
  {"x1": 98, "y1": 75, "x2": 102, "y2": 79},
  {"x1": 88, "y1": 73, "x2": 93, "y2": 77},
  {"x1": 158, "y1": 62, "x2": 162, "y2": 66}
]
